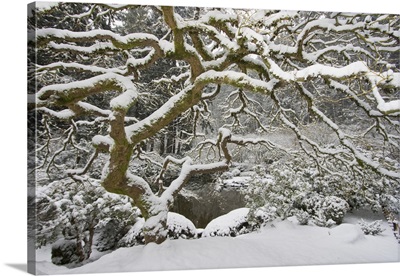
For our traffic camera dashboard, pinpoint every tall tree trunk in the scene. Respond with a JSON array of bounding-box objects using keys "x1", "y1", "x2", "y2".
[
  {"x1": 176, "y1": 129, "x2": 181, "y2": 155},
  {"x1": 159, "y1": 135, "x2": 165, "y2": 155},
  {"x1": 166, "y1": 129, "x2": 175, "y2": 154}
]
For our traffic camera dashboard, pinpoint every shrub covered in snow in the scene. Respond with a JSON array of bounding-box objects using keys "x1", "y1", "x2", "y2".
[
  {"x1": 36, "y1": 178, "x2": 139, "y2": 264},
  {"x1": 294, "y1": 210, "x2": 311, "y2": 225},
  {"x1": 244, "y1": 158, "x2": 351, "y2": 227},
  {"x1": 118, "y1": 212, "x2": 198, "y2": 247},
  {"x1": 167, "y1": 212, "x2": 198, "y2": 239},
  {"x1": 51, "y1": 239, "x2": 81, "y2": 265},
  {"x1": 243, "y1": 149, "x2": 400, "y2": 229},
  {"x1": 358, "y1": 219, "x2": 384, "y2": 235},
  {"x1": 95, "y1": 218, "x2": 130, "y2": 252},
  {"x1": 202, "y1": 208, "x2": 256, "y2": 237},
  {"x1": 322, "y1": 196, "x2": 350, "y2": 224},
  {"x1": 244, "y1": 161, "x2": 311, "y2": 225},
  {"x1": 294, "y1": 193, "x2": 350, "y2": 226}
]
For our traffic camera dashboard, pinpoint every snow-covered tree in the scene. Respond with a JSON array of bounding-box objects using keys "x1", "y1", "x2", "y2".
[{"x1": 29, "y1": 3, "x2": 399, "y2": 244}]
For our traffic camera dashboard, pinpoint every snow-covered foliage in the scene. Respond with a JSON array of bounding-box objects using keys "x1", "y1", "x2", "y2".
[
  {"x1": 294, "y1": 194, "x2": 349, "y2": 227},
  {"x1": 51, "y1": 239, "x2": 81, "y2": 265},
  {"x1": 116, "y1": 212, "x2": 198, "y2": 247},
  {"x1": 202, "y1": 208, "x2": 256, "y2": 237},
  {"x1": 167, "y1": 212, "x2": 198, "y2": 239},
  {"x1": 28, "y1": 2, "x2": 400, "y2": 247},
  {"x1": 244, "y1": 158, "x2": 355, "y2": 227},
  {"x1": 358, "y1": 219, "x2": 384, "y2": 236},
  {"x1": 36, "y1": 178, "x2": 139, "y2": 263}
]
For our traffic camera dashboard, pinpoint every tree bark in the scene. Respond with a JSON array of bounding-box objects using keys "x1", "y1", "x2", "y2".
[{"x1": 143, "y1": 211, "x2": 168, "y2": 244}]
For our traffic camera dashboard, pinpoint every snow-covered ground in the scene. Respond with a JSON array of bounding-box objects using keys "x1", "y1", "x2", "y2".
[{"x1": 35, "y1": 209, "x2": 399, "y2": 275}]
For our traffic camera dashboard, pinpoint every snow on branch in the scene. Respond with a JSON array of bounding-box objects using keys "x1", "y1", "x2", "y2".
[
  {"x1": 196, "y1": 70, "x2": 279, "y2": 92},
  {"x1": 34, "y1": 28, "x2": 160, "y2": 50},
  {"x1": 296, "y1": 84, "x2": 400, "y2": 179},
  {"x1": 198, "y1": 10, "x2": 238, "y2": 24},
  {"x1": 66, "y1": 149, "x2": 99, "y2": 178},
  {"x1": 36, "y1": 61, "x2": 126, "y2": 75},
  {"x1": 367, "y1": 72, "x2": 400, "y2": 115},
  {"x1": 376, "y1": 100, "x2": 400, "y2": 115},
  {"x1": 229, "y1": 136, "x2": 288, "y2": 152},
  {"x1": 75, "y1": 102, "x2": 111, "y2": 117},
  {"x1": 262, "y1": 11, "x2": 297, "y2": 27},
  {"x1": 92, "y1": 135, "x2": 114, "y2": 151},
  {"x1": 160, "y1": 128, "x2": 234, "y2": 205},
  {"x1": 267, "y1": 59, "x2": 370, "y2": 81},
  {"x1": 48, "y1": 41, "x2": 117, "y2": 54},
  {"x1": 36, "y1": 73, "x2": 136, "y2": 107},
  {"x1": 36, "y1": 107, "x2": 75, "y2": 120},
  {"x1": 125, "y1": 69, "x2": 281, "y2": 145}
]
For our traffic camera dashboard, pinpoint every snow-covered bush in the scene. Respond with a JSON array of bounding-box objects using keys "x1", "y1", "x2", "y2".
[
  {"x1": 244, "y1": 157, "x2": 351, "y2": 228},
  {"x1": 294, "y1": 210, "x2": 311, "y2": 225},
  {"x1": 167, "y1": 212, "x2": 198, "y2": 239},
  {"x1": 36, "y1": 178, "x2": 139, "y2": 264},
  {"x1": 244, "y1": 166, "x2": 283, "y2": 224},
  {"x1": 244, "y1": 160, "x2": 312, "y2": 225},
  {"x1": 358, "y1": 219, "x2": 384, "y2": 235},
  {"x1": 95, "y1": 218, "x2": 130, "y2": 252},
  {"x1": 251, "y1": 205, "x2": 279, "y2": 226},
  {"x1": 118, "y1": 212, "x2": 198, "y2": 247},
  {"x1": 202, "y1": 208, "x2": 256, "y2": 237},
  {"x1": 322, "y1": 196, "x2": 350, "y2": 224},
  {"x1": 380, "y1": 184, "x2": 400, "y2": 216},
  {"x1": 295, "y1": 194, "x2": 349, "y2": 226},
  {"x1": 51, "y1": 239, "x2": 81, "y2": 265}
]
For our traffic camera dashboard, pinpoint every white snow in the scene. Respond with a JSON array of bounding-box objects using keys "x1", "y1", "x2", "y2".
[
  {"x1": 35, "y1": 209, "x2": 399, "y2": 274},
  {"x1": 35, "y1": 2, "x2": 58, "y2": 11},
  {"x1": 268, "y1": 60, "x2": 370, "y2": 81},
  {"x1": 118, "y1": 218, "x2": 145, "y2": 246},
  {"x1": 377, "y1": 100, "x2": 400, "y2": 114},
  {"x1": 92, "y1": 135, "x2": 114, "y2": 147},
  {"x1": 200, "y1": 10, "x2": 237, "y2": 23},
  {"x1": 38, "y1": 61, "x2": 125, "y2": 75},
  {"x1": 158, "y1": 39, "x2": 175, "y2": 55},
  {"x1": 36, "y1": 107, "x2": 75, "y2": 119},
  {"x1": 48, "y1": 41, "x2": 117, "y2": 53},
  {"x1": 36, "y1": 28, "x2": 159, "y2": 45},
  {"x1": 167, "y1": 212, "x2": 197, "y2": 235},
  {"x1": 37, "y1": 73, "x2": 134, "y2": 101},
  {"x1": 222, "y1": 176, "x2": 251, "y2": 188},
  {"x1": 109, "y1": 85, "x2": 138, "y2": 110},
  {"x1": 196, "y1": 70, "x2": 278, "y2": 92},
  {"x1": 76, "y1": 101, "x2": 111, "y2": 116},
  {"x1": 263, "y1": 11, "x2": 297, "y2": 26},
  {"x1": 202, "y1": 208, "x2": 250, "y2": 237}
]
